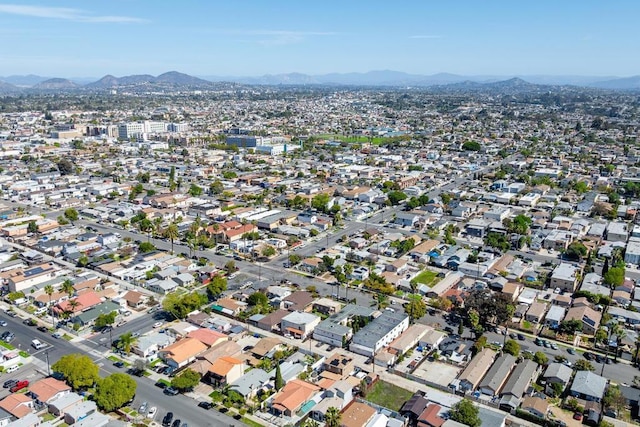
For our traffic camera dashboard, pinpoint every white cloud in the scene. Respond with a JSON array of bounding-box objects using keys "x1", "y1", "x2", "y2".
[
  {"x1": 409, "y1": 35, "x2": 442, "y2": 39},
  {"x1": 0, "y1": 4, "x2": 145, "y2": 23}
]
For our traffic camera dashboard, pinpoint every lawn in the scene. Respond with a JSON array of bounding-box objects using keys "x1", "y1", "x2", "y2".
[
  {"x1": 365, "y1": 380, "x2": 413, "y2": 412},
  {"x1": 0, "y1": 341, "x2": 15, "y2": 350},
  {"x1": 413, "y1": 270, "x2": 439, "y2": 287},
  {"x1": 241, "y1": 417, "x2": 264, "y2": 427}
]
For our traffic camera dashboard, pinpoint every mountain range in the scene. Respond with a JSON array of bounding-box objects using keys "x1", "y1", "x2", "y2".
[{"x1": 0, "y1": 70, "x2": 639, "y2": 92}]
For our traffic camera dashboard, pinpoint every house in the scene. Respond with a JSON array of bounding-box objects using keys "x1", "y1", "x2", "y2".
[
  {"x1": 47, "y1": 392, "x2": 83, "y2": 417},
  {"x1": 545, "y1": 305, "x2": 566, "y2": 329},
  {"x1": 131, "y1": 333, "x2": 175, "y2": 358},
  {"x1": 72, "y1": 300, "x2": 122, "y2": 328},
  {"x1": 542, "y1": 362, "x2": 573, "y2": 396},
  {"x1": 281, "y1": 311, "x2": 321, "y2": 339},
  {"x1": 186, "y1": 328, "x2": 228, "y2": 348},
  {"x1": 324, "y1": 353, "x2": 355, "y2": 378},
  {"x1": 565, "y1": 305, "x2": 602, "y2": 335},
  {"x1": 389, "y1": 324, "x2": 433, "y2": 356},
  {"x1": 400, "y1": 392, "x2": 429, "y2": 423},
  {"x1": 158, "y1": 337, "x2": 208, "y2": 368},
  {"x1": 570, "y1": 371, "x2": 607, "y2": 402},
  {"x1": 0, "y1": 394, "x2": 32, "y2": 419},
  {"x1": 550, "y1": 263, "x2": 580, "y2": 292},
  {"x1": 312, "y1": 298, "x2": 342, "y2": 315},
  {"x1": 478, "y1": 354, "x2": 516, "y2": 396},
  {"x1": 206, "y1": 356, "x2": 244, "y2": 387},
  {"x1": 255, "y1": 309, "x2": 289, "y2": 332},
  {"x1": 281, "y1": 291, "x2": 314, "y2": 312},
  {"x1": 525, "y1": 302, "x2": 547, "y2": 324},
  {"x1": 417, "y1": 403, "x2": 446, "y2": 427},
  {"x1": 270, "y1": 379, "x2": 320, "y2": 417},
  {"x1": 499, "y1": 360, "x2": 539, "y2": 411},
  {"x1": 228, "y1": 368, "x2": 270, "y2": 400},
  {"x1": 27, "y1": 378, "x2": 70, "y2": 405},
  {"x1": 63, "y1": 400, "x2": 98, "y2": 425},
  {"x1": 520, "y1": 396, "x2": 549, "y2": 420},
  {"x1": 122, "y1": 290, "x2": 146, "y2": 309},
  {"x1": 251, "y1": 337, "x2": 285, "y2": 359},
  {"x1": 457, "y1": 348, "x2": 497, "y2": 392},
  {"x1": 340, "y1": 401, "x2": 377, "y2": 427}
]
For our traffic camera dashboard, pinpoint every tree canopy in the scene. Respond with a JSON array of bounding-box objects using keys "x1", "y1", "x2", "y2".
[
  {"x1": 171, "y1": 368, "x2": 201, "y2": 391},
  {"x1": 464, "y1": 289, "x2": 515, "y2": 328},
  {"x1": 604, "y1": 266, "x2": 625, "y2": 287},
  {"x1": 405, "y1": 299, "x2": 427, "y2": 323},
  {"x1": 449, "y1": 398, "x2": 481, "y2": 427},
  {"x1": 52, "y1": 354, "x2": 100, "y2": 390},
  {"x1": 503, "y1": 339, "x2": 520, "y2": 356},
  {"x1": 93, "y1": 373, "x2": 137, "y2": 412},
  {"x1": 206, "y1": 275, "x2": 227, "y2": 300},
  {"x1": 163, "y1": 291, "x2": 207, "y2": 319}
]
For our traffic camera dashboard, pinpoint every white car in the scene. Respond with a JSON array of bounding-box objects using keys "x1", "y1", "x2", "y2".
[
  {"x1": 146, "y1": 407, "x2": 157, "y2": 419},
  {"x1": 153, "y1": 322, "x2": 163, "y2": 328}
]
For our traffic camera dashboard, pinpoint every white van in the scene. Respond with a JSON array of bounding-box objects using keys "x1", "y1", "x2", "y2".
[
  {"x1": 5, "y1": 365, "x2": 18, "y2": 373},
  {"x1": 31, "y1": 339, "x2": 45, "y2": 350}
]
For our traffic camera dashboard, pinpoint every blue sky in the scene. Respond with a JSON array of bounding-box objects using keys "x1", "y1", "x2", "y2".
[{"x1": 0, "y1": 1, "x2": 638, "y2": 78}]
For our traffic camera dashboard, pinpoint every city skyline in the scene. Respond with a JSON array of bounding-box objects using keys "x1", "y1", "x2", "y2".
[{"x1": 0, "y1": 1, "x2": 639, "y2": 78}]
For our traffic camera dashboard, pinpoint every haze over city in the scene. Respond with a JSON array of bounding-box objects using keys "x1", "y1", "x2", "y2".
[{"x1": 0, "y1": 0, "x2": 639, "y2": 77}]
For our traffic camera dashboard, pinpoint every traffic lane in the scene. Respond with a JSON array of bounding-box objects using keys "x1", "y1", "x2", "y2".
[{"x1": 99, "y1": 363, "x2": 238, "y2": 427}]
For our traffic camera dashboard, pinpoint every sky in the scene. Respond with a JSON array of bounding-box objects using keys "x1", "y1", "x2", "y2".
[{"x1": 0, "y1": 1, "x2": 638, "y2": 78}]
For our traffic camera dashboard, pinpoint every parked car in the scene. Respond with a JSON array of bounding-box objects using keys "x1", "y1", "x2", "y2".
[
  {"x1": 172, "y1": 419, "x2": 182, "y2": 427},
  {"x1": 0, "y1": 321, "x2": 6, "y2": 327},
  {"x1": 139, "y1": 402, "x2": 148, "y2": 414},
  {"x1": 114, "y1": 361, "x2": 125, "y2": 368},
  {"x1": 197, "y1": 401, "x2": 212, "y2": 410},
  {"x1": 162, "y1": 412, "x2": 174, "y2": 426},
  {"x1": 10, "y1": 380, "x2": 29, "y2": 393},
  {"x1": 154, "y1": 381, "x2": 168, "y2": 389},
  {"x1": 567, "y1": 348, "x2": 576, "y2": 355},
  {"x1": 3, "y1": 379, "x2": 17, "y2": 389},
  {"x1": 22, "y1": 318, "x2": 36, "y2": 327},
  {"x1": 517, "y1": 333, "x2": 525, "y2": 341},
  {"x1": 37, "y1": 326, "x2": 48, "y2": 333},
  {"x1": 584, "y1": 352, "x2": 595, "y2": 360},
  {"x1": 147, "y1": 407, "x2": 157, "y2": 419}
]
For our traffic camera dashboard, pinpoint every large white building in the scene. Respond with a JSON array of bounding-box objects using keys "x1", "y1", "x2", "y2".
[
  {"x1": 349, "y1": 311, "x2": 409, "y2": 357},
  {"x1": 118, "y1": 121, "x2": 168, "y2": 139}
]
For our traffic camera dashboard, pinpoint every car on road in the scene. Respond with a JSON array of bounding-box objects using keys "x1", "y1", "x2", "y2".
[
  {"x1": 114, "y1": 361, "x2": 125, "y2": 368},
  {"x1": 509, "y1": 333, "x2": 517, "y2": 340},
  {"x1": 172, "y1": 419, "x2": 182, "y2": 427},
  {"x1": 153, "y1": 322, "x2": 163, "y2": 328},
  {"x1": 162, "y1": 412, "x2": 174, "y2": 426},
  {"x1": 517, "y1": 333, "x2": 525, "y2": 341},
  {"x1": 595, "y1": 354, "x2": 605, "y2": 363},
  {"x1": 154, "y1": 381, "x2": 168, "y2": 389},
  {"x1": 52, "y1": 332, "x2": 62, "y2": 339},
  {"x1": 584, "y1": 352, "x2": 595, "y2": 360},
  {"x1": 147, "y1": 407, "x2": 157, "y2": 419},
  {"x1": 31, "y1": 339, "x2": 46, "y2": 350},
  {"x1": 131, "y1": 332, "x2": 140, "y2": 338},
  {"x1": 567, "y1": 348, "x2": 576, "y2": 355},
  {"x1": 3, "y1": 379, "x2": 17, "y2": 389},
  {"x1": 22, "y1": 318, "x2": 37, "y2": 327},
  {"x1": 164, "y1": 387, "x2": 179, "y2": 396},
  {"x1": 139, "y1": 402, "x2": 148, "y2": 414},
  {"x1": 37, "y1": 326, "x2": 48, "y2": 332},
  {"x1": 198, "y1": 401, "x2": 213, "y2": 410},
  {"x1": 551, "y1": 343, "x2": 559, "y2": 350},
  {"x1": 2, "y1": 332, "x2": 15, "y2": 342},
  {"x1": 0, "y1": 321, "x2": 6, "y2": 327}
]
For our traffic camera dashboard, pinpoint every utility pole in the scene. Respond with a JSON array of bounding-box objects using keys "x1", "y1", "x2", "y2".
[{"x1": 44, "y1": 349, "x2": 50, "y2": 376}]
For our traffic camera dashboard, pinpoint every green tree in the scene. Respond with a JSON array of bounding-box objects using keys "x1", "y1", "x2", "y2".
[
  {"x1": 206, "y1": 275, "x2": 227, "y2": 300},
  {"x1": 311, "y1": 193, "x2": 330, "y2": 213},
  {"x1": 57, "y1": 158, "x2": 74, "y2": 175},
  {"x1": 188, "y1": 184, "x2": 203, "y2": 197},
  {"x1": 604, "y1": 267, "x2": 625, "y2": 287},
  {"x1": 575, "y1": 359, "x2": 595, "y2": 371},
  {"x1": 94, "y1": 311, "x2": 117, "y2": 329},
  {"x1": 64, "y1": 208, "x2": 79, "y2": 222},
  {"x1": 503, "y1": 339, "x2": 520, "y2": 356},
  {"x1": 275, "y1": 364, "x2": 284, "y2": 391},
  {"x1": 117, "y1": 332, "x2": 137, "y2": 355},
  {"x1": 565, "y1": 242, "x2": 588, "y2": 261},
  {"x1": 261, "y1": 245, "x2": 276, "y2": 257},
  {"x1": 51, "y1": 354, "x2": 100, "y2": 390},
  {"x1": 163, "y1": 222, "x2": 180, "y2": 254},
  {"x1": 93, "y1": 373, "x2": 137, "y2": 412},
  {"x1": 209, "y1": 180, "x2": 224, "y2": 195},
  {"x1": 533, "y1": 351, "x2": 548, "y2": 366},
  {"x1": 248, "y1": 292, "x2": 269, "y2": 307},
  {"x1": 387, "y1": 191, "x2": 408, "y2": 206},
  {"x1": 27, "y1": 220, "x2": 38, "y2": 234},
  {"x1": 171, "y1": 368, "x2": 201, "y2": 391},
  {"x1": 462, "y1": 141, "x2": 481, "y2": 151},
  {"x1": 405, "y1": 299, "x2": 427, "y2": 323},
  {"x1": 325, "y1": 407, "x2": 341, "y2": 427},
  {"x1": 449, "y1": 398, "x2": 481, "y2": 427},
  {"x1": 44, "y1": 284, "x2": 55, "y2": 327}
]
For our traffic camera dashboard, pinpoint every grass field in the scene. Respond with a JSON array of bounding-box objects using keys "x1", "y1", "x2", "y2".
[
  {"x1": 413, "y1": 269, "x2": 439, "y2": 287},
  {"x1": 365, "y1": 380, "x2": 413, "y2": 412}
]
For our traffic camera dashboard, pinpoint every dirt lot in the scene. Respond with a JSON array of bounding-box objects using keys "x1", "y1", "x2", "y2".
[
  {"x1": 548, "y1": 406, "x2": 582, "y2": 427},
  {"x1": 412, "y1": 361, "x2": 461, "y2": 388}
]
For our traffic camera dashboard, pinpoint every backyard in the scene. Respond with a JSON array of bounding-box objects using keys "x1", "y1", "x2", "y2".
[
  {"x1": 413, "y1": 270, "x2": 439, "y2": 287},
  {"x1": 365, "y1": 380, "x2": 413, "y2": 412}
]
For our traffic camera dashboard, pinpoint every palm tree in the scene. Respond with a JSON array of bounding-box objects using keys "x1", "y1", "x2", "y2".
[
  {"x1": 118, "y1": 332, "x2": 137, "y2": 355},
  {"x1": 325, "y1": 407, "x2": 341, "y2": 427},
  {"x1": 153, "y1": 217, "x2": 163, "y2": 238},
  {"x1": 211, "y1": 223, "x2": 220, "y2": 246},
  {"x1": 139, "y1": 218, "x2": 153, "y2": 242},
  {"x1": 61, "y1": 279, "x2": 74, "y2": 298},
  {"x1": 43, "y1": 284, "x2": 54, "y2": 327},
  {"x1": 634, "y1": 335, "x2": 640, "y2": 366},
  {"x1": 163, "y1": 222, "x2": 180, "y2": 254},
  {"x1": 371, "y1": 293, "x2": 389, "y2": 310}
]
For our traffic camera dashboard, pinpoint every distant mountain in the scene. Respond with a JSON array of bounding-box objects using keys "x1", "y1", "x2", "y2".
[
  {"x1": 0, "y1": 74, "x2": 51, "y2": 87},
  {"x1": 155, "y1": 71, "x2": 212, "y2": 86},
  {"x1": 0, "y1": 80, "x2": 19, "y2": 94},
  {"x1": 590, "y1": 75, "x2": 640, "y2": 90},
  {"x1": 32, "y1": 78, "x2": 80, "y2": 90}
]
